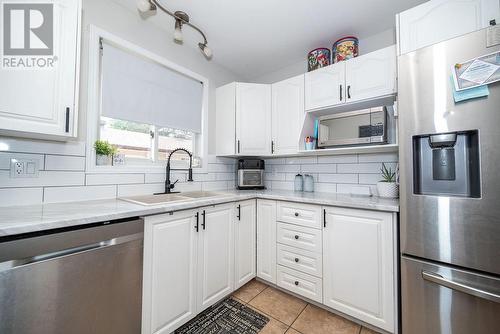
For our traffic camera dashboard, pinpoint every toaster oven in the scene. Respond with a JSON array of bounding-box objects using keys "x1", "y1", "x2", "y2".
[
  {"x1": 237, "y1": 159, "x2": 265, "y2": 190},
  {"x1": 317, "y1": 107, "x2": 387, "y2": 147}
]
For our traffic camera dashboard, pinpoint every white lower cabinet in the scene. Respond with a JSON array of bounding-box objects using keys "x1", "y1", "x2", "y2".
[
  {"x1": 142, "y1": 203, "x2": 236, "y2": 334},
  {"x1": 234, "y1": 200, "x2": 257, "y2": 289},
  {"x1": 257, "y1": 199, "x2": 277, "y2": 284},
  {"x1": 323, "y1": 206, "x2": 396, "y2": 333},
  {"x1": 142, "y1": 209, "x2": 199, "y2": 334},
  {"x1": 197, "y1": 203, "x2": 235, "y2": 311},
  {"x1": 277, "y1": 265, "x2": 323, "y2": 303}
]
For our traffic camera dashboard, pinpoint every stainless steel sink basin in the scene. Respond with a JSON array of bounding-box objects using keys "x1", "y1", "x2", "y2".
[
  {"x1": 120, "y1": 191, "x2": 227, "y2": 206},
  {"x1": 120, "y1": 193, "x2": 190, "y2": 206},
  {"x1": 181, "y1": 191, "x2": 224, "y2": 198}
]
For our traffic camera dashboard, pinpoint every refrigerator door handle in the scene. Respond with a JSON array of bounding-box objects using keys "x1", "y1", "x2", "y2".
[{"x1": 422, "y1": 271, "x2": 500, "y2": 304}]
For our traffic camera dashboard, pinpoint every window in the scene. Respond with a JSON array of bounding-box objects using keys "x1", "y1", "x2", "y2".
[{"x1": 89, "y1": 33, "x2": 207, "y2": 170}]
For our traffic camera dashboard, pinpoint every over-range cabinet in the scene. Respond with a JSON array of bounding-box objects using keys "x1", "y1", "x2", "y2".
[{"x1": 398, "y1": 27, "x2": 500, "y2": 334}]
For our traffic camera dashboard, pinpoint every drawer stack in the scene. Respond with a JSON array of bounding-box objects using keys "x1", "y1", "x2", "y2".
[{"x1": 275, "y1": 201, "x2": 323, "y2": 303}]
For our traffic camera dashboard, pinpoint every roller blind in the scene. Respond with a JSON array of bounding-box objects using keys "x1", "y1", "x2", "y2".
[{"x1": 101, "y1": 41, "x2": 203, "y2": 133}]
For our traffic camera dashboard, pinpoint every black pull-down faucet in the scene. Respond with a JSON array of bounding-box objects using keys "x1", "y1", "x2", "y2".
[{"x1": 160, "y1": 148, "x2": 193, "y2": 194}]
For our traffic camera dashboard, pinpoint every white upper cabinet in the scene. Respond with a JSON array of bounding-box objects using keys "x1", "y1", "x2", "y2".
[
  {"x1": 234, "y1": 200, "x2": 257, "y2": 289},
  {"x1": 0, "y1": 0, "x2": 81, "y2": 140},
  {"x1": 197, "y1": 204, "x2": 235, "y2": 311},
  {"x1": 236, "y1": 83, "x2": 272, "y2": 155},
  {"x1": 397, "y1": 0, "x2": 500, "y2": 55},
  {"x1": 271, "y1": 75, "x2": 304, "y2": 154},
  {"x1": 345, "y1": 45, "x2": 397, "y2": 103},
  {"x1": 142, "y1": 210, "x2": 198, "y2": 334},
  {"x1": 305, "y1": 62, "x2": 345, "y2": 111},
  {"x1": 215, "y1": 82, "x2": 237, "y2": 156},
  {"x1": 323, "y1": 207, "x2": 395, "y2": 333}
]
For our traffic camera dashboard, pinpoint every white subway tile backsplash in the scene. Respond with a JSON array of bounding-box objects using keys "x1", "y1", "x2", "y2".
[
  {"x1": 0, "y1": 188, "x2": 43, "y2": 207},
  {"x1": 271, "y1": 181, "x2": 294, "y2": 191},
  {"x1": 358, "y1": 173, "x2": 383, "y2": 185},
  {"x1": 117, "y1": 183, "x2": 165, "y2": 197},
  {"x1": 44, "y1": 185, "x2": 117, "y2": 203},
  {"x1": 358, "y1": 152, "x2": 398, "y2": 163},
  {"x1": 0, "y1": 152, "x2": 44, "y2": 170},
  {"x1": 337, "y1": 163, "x2": 382, "y2": 174},
  {"x1": 0, "y1": 137, "x2": 85, "y2": 156},
  {"x1": 202, "y1": 181, "x2": 229, "y2": 191},
  {"x1": 317, "y1": 155, "x2": 357, "y2": 164},
  {"x1": 176, "y1": 181, "x2": 203, "y2": 192},
  {"x1": 265, "y1": 172, "x2": 286, "y2": 181},
  {"x1": 301, "y1": 164, "x2": 336, "y2": 173},
  {"x1": 45, "y1": 155, "x2": 85, "y2": 171},
  {"x1": 215, "y1": 173, "x2": 235, "y2": 181},
  {"x1": 269, "y1": 164, "x2": 301, "y2": 173},
  {"x1": 318, "y1": 173, "x2": 358, "y2": 184},
  {"x1": 314, "y1": 183, "x2": 337, "y2": 193},
  {"x1": 266, "y1": 158, "x2": 286, "y2": 165},
  {"x1": 337, "y1": 184, "x2": 373, "y2": 196},
  {"x1": 207, "y1": 163, "x2": 234, "y2": 173},
  {"x1": 0, "y1": 171, "x2": 85, "y2": 188},
  {"x1": 285, "y1": 156, "x2": 317, "y2": 165},
  {"x1": 86, "y1": 173, "x2": 144, "y2": 185}
]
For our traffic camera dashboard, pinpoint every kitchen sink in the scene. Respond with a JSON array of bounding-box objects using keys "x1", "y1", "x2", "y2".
[
  {"x1": 120, "y1": 191, "x2": 227, "y2": 206},
  {"x1": 120, "y1": 193, "x2": 190, "y2": 206},
  {"x1": 181, "y1": 191, "x2": 225, "y2": 198}
]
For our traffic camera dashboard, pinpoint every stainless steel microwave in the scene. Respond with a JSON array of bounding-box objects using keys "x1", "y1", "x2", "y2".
[{"x1": 318, "y1": 107, "x2": 387, "y2": 147}]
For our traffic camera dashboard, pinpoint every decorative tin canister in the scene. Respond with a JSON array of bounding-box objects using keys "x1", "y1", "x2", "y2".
[
  {"x1": 307, "y1": 48, "x2": 331, "y2": 71},
  {"x1": 332, "y1": 36, "x2": 359, "y2": 63}
]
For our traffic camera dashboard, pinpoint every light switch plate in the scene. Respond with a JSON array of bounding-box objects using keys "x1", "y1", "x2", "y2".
[{"x1": 10, "y1": 158, "x2": 40, "y2": 178}]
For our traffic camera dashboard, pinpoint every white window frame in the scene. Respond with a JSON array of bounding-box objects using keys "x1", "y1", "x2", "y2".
[{"x1": 85, "y1": 25, "x2": 209, "y2": 173}]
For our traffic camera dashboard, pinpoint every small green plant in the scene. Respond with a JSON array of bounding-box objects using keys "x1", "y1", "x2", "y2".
[
  {"x1": 94, "y1": 140, "x2": 117, "y2": 156},
  {"x1": 380, "y1": 163, "x2": 396, "y2": 183}
]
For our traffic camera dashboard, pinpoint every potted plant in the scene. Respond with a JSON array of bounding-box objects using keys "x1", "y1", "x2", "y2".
[
  {"x1": 94, "y1": 140, "x2": 117, "y2": 166},
  {"x1": 377, "y1": 163, "x2": 399, "y2": 198}
]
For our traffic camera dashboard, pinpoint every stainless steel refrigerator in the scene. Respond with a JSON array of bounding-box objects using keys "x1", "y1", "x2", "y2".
[{"x1": 398, "y1": 27, "x2": 500, "y2": 334}]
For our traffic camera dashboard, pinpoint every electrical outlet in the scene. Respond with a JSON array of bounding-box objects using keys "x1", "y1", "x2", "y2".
[{"x1": 10, "y1": 159, "x2": 39, "y2": 178}]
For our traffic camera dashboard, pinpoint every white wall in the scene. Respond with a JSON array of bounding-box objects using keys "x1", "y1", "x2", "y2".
[
  {"x1": 0, "y1": 0, "x2": 240, "y2": 206},
  {"x1": 252, "y1": 28, "x2": 396, "y2": 84}
]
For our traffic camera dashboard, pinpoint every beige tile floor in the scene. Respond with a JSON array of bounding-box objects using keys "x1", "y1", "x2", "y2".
[{"x1": 232, "y1": 279, "x2": 381, "y2": 334}]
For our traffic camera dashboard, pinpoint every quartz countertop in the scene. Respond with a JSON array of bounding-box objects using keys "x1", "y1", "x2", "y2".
[{"x1": 0, "y1": 190, "x2": 398, "y2": 237}]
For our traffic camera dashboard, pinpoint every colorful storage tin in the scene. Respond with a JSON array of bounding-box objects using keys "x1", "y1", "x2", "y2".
[
  {"x1": 307, "y1": 48, "x2": 331, "y2": 71},
  {"x1": 332, "y1": 36, "x2": 359, "y2": 63}
]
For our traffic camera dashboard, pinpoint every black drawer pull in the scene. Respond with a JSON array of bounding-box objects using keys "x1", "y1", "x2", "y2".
[
  {"x1": 294, "y1": 212, "x2": 299, "y2": 217},
  {"x1": 294, "y1": 281, "x2": 299, "y2": 286},
  {"x1": 294, "y1": 258, "x2": 299, "y2": 263},
  {"x1": 294, "y1": 235, "x2": 299, "y2": 240}
]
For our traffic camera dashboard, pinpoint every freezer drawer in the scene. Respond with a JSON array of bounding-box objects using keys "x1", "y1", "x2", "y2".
[{"x1": 402, "y1": 256, "x2": 500, "y2": 334}]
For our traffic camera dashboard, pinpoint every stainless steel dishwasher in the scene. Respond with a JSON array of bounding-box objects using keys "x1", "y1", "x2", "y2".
[{"x1": 0, "y1": 217, "x2": 144, "y2": 334}]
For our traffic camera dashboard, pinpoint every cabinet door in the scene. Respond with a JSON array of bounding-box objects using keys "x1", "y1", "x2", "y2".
[
  {"x1": 197, "y1": 203, "x2": 235, "y2": 311},
  {"x1": 142, "y1": 210, "x2": 198, "y2": 334},
  {"x1": 0, "y1": 0, "x2": 80, "y2": 139},
  {"x1": 305, "y1": 62, "x2": 345, "y2": 111},
  {"x1": 236, "y1": 83, "x2": 272, "y2": 155},
  {"x1": 398, "y1": 0, "x2": 500, "y2": 55},
  {"x1": 216, "y1": 83, "x2": 236, "y2": 156},
  {"x1": 271, "y1": 75, "x2": 304, "y2": 154},
  {"x1": 345, "y1": 45, "x2": 396, "y2": 103},
  {"x1": 234, "y1": 200, "x2": 257, "y2": 289},
  {"x1": 257, "y1": 199, "x2": 277, "y2": 284},
  {"x1": 323, "y1": 207, "x2": 395, "y2": 333}
]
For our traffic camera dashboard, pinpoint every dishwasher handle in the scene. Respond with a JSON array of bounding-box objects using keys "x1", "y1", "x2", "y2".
[{"x1": 0, "y1": 232, "x2": 143, "y2": 272}]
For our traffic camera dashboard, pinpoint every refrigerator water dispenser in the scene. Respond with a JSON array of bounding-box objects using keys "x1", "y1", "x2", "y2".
[{"x1": 413, "y1": 130, "x2": 480, "y2": 197}]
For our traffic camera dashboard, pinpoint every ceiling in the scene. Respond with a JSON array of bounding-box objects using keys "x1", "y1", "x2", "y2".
[{"x1": 121, "y1": 0, "x2": 427, "y2": 80}]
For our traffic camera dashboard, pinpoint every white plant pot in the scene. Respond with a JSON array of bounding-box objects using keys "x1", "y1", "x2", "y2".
[
  {"x1": 377, "y1": 182, "x2": 399, "y2": 198},
  {"x1": 96, "y1": 154, "x2": 111, "y2": 166}
]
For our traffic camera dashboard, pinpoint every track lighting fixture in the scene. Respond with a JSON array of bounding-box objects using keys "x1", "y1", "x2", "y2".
[{"x1": 137, "y1": 0, "x2": 212, "y2": 59}]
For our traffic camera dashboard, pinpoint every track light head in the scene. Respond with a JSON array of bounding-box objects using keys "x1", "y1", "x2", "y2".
[
  {"x1": 137, "y1": 0, "x2": 155, "y2": 13},
  {"x1": 198, "y1": 43, "x2": 212, "y2": 59}
]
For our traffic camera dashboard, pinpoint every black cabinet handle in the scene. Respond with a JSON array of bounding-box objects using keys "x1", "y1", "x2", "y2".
[
  {"x1": 294, "y1": 235, "x2": 299, "y2": 240},
  {"x1": 294, "y1": 281, "x2": 299, "y2": 286},
  {"x1": 271, "y1": 141, "x2": 274, "y2": 154},
  {"x1": 323, "y1": 209, "x2": 326, "y2": 228},
  {"x1": 294, "y1": 212, "x2": 299, "y2": 217},
  {"x1": 201, "y1": 210, "x2": 206, "y2": 230},
  {"x1": 339, "y1": 85, "x2": 343, "y2": 101},
  {"x1": 237, "y1": 205, "x2": 241, "y2": 221},
  {"x1": 294, "y1": 258, "x2": 299, "y2": 263},
  {"x1": 195, "y1": 212, "x2": 199, "y2": 232},
  {"x1": 237, "y1": 140, "x2": 240, "y2": 154},
  {"x1": 65, "y1": 107, "x2": 70, "y2": 133},
  {"x1": 347, "y1": 85, "x2": 351, "y2": 99}
]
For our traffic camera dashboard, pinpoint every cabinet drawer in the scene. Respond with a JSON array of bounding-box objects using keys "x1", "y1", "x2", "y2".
[
  {"x1": 277, "y1": 222, "x2": 322, "y2": 253},
  {"x1": 277, "y1": 244, "x2": 322, "y2": 277},
  {"x1": 277, "y1": 265, "x2": 323, "y2": 303},
  {"x1": 277, "y1": 201, "x2": 322, "y2": 229}
]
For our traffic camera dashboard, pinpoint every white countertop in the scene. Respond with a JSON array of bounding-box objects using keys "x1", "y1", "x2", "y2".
[{"x1": 0, "y1": 190, "x2": 399, "y2": 237}]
